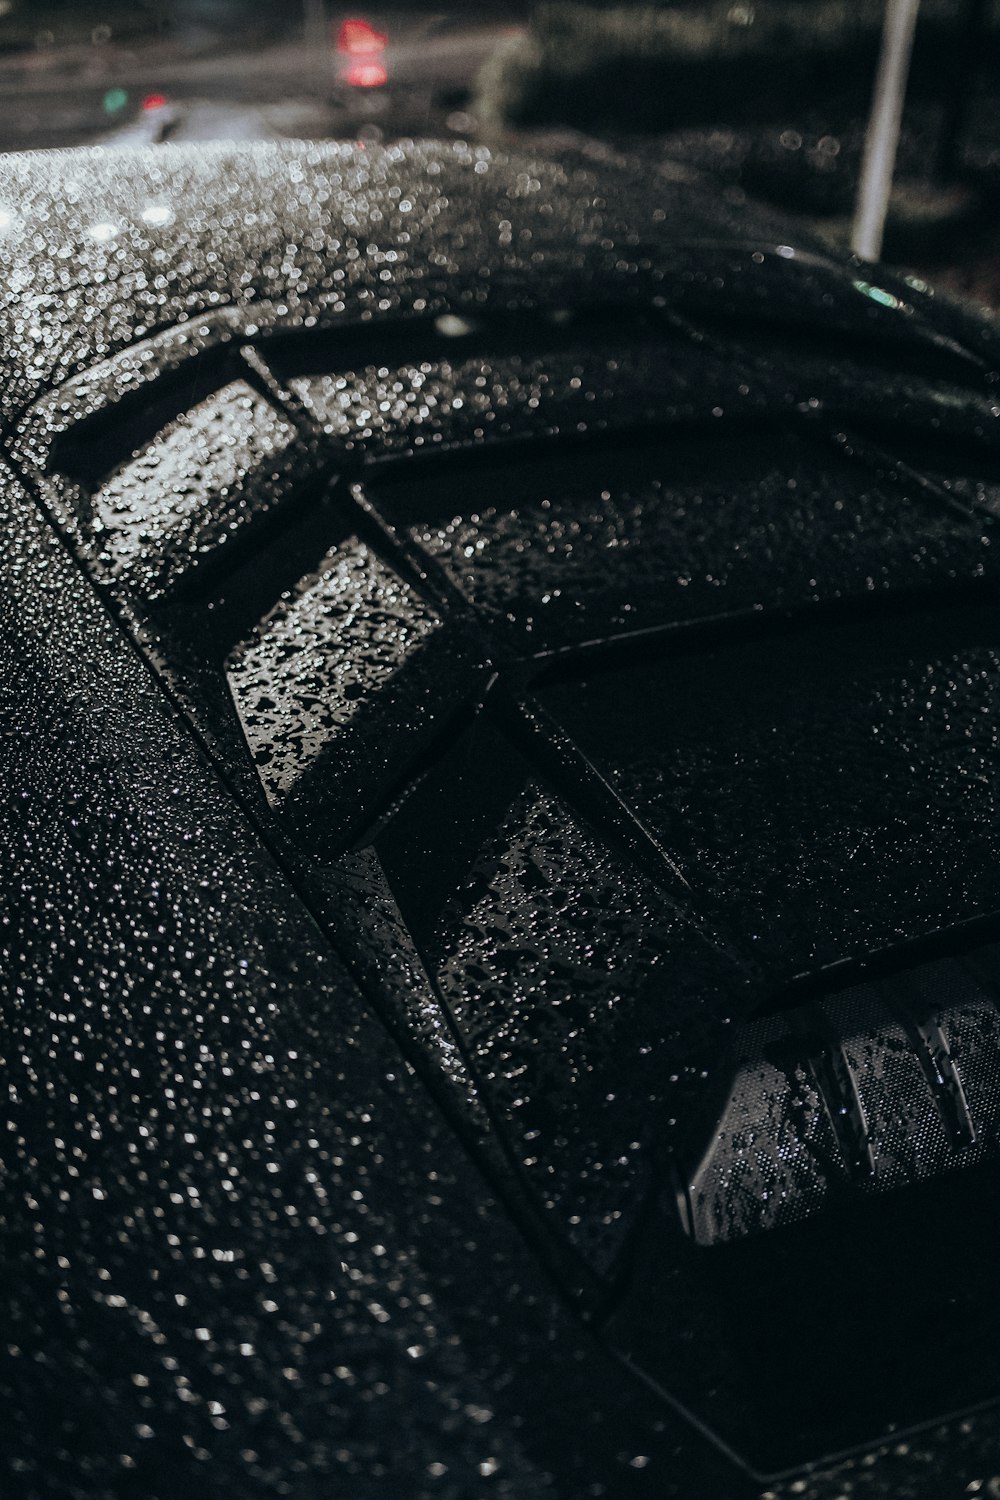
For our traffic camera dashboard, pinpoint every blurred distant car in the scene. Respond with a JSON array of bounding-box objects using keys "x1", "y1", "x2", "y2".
[
  {"x1": 334, "y1": 16, "x2": 388, "y2": 90},
  {"x1": 2, "y1": 138, "x2": 1000, "y2": 1499}
]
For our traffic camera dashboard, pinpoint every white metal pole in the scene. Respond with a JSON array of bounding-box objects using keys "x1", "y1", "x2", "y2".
[{"x1": 852, "y1": 0, "x2": 921, "y2": 262}]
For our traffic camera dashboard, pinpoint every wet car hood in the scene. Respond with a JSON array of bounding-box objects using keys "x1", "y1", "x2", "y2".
[{"x1": 2, "y1": 140, "x2": 1000, "y2": 1499}]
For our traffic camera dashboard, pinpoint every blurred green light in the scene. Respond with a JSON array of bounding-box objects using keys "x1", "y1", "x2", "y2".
[
  {"x1": 103, "y1": 88, "x2": 128, "y2": 115},
  {"x1": 852, "y1": 279, "x2": 900, "y2": 310}
]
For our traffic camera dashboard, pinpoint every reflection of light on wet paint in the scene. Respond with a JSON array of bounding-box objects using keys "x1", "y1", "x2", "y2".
[
  {"x1": 434, "y1": 314, "x2": 478, "y2": 338},
  {"x1": 852, "y1": 279, "x2": 901, "y2": 309}
]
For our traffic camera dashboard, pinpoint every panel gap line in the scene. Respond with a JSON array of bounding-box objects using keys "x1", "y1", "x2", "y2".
[
  {"x1": 348, "y1": 478, "x2": 492, "y2": 625},
  {"x1": 488, "y1": 689, "x2": 763, "y2": 990},
  {"x1": 374, "y1": 851, "x2": 606, "y2": 1308},
  {"x1": 239, "y1": 343, "x2": 330, "y2": 447}
]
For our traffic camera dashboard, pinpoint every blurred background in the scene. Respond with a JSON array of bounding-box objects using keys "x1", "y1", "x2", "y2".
[{"x1": 0, "y1": 0, "x2": 998, "y2": 306}]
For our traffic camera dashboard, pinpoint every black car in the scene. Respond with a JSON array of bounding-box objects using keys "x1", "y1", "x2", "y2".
[{"x1": 2, "y1": 139, "x2": 1000, "y2": 1498}]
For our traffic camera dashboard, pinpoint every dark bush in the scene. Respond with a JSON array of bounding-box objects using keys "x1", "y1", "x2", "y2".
[{"x1": 476, "y1": 0, "x2": 992, "y2": 133}]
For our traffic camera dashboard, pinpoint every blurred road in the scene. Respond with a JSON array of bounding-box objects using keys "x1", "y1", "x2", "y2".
[{"x1": 0, "y1": 11, "x2": 520, "y2": 150}]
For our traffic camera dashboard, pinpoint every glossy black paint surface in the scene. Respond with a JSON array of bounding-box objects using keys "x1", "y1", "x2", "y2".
[{"x1": 3, "y1": 141, "x2": 1000, "y2": 1496}]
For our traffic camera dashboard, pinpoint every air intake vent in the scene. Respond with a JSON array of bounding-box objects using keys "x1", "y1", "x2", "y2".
[
  {"x1": 87, "y1": 380, "x2": 319, "y2": 600},
  {"x1": 680, "y1": 951, "x2": 1000, "y2": 1247}
]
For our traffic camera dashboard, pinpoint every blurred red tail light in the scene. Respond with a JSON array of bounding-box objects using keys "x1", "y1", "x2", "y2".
[{"x1": 336, "y1": 19, "x2": 388, "y2": 55}]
